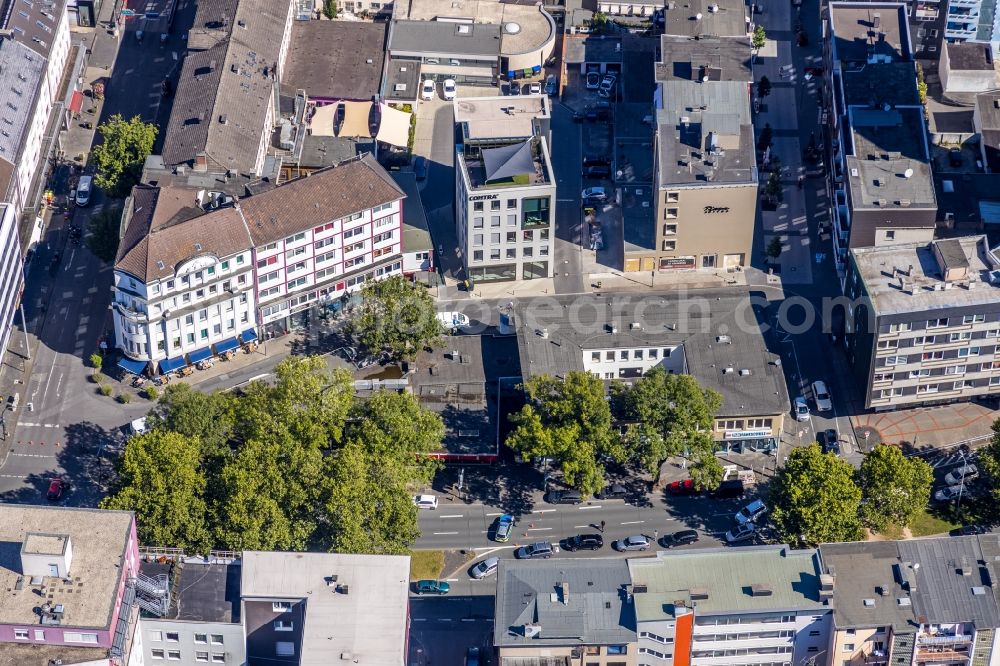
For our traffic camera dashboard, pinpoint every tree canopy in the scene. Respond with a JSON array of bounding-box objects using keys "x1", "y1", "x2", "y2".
[
  {"x1": 769, "y1": 444, "x2": 864, "y2": 545},
  {"x1": 104, "y1": 356, "x2": 443, "y2": 554},
  {"x1": 858, "y1": 444, "x2": 933, "y2": 533},
  {"x1": 348, "y1": 276, "x2": 442, "y2": 359},
  {"x1": 978, "y1": 420, "x2": 1000, "y2": 521},
  {"x1": 90, "y1": 114, "x2": 157, "y2": 197}
]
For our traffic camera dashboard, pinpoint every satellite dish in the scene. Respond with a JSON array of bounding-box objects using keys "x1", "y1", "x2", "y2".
[
  {"x1": 695, "y1": 11, "x2": 703, "y2": 19},
  {"x1": 904, "y1": 168, "x2": 914, "y2": 178},
  {"x1": 504, "y1": 22, "x2": 521, "y2": 34}
]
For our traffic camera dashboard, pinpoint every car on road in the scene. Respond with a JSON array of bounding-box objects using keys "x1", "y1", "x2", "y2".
[
  {"x1": 413, "y1": 494, "x2": 438, "y2": 510},
  {"x1": 596, "y1": 483, "x2": 627, "y2": 500},
  {"x1": 710, "y1": 478, "x2": 745, "y2": 499},
  {"x1": 944, "y1": 464, "x2": 978, "y2": 486},
  {"x1": 414, "y1": 579, "x2": 450, "y2": 595},
  {"x1": 660, "y1": 529, "x2": 699, "y2": 547},
  {"x1": 934, "y1": 485, "x2": 968, "y2": 502},
  {"x1": 494, "y1": 514, "x2": 515, "y2": 542},
  {"x1": 46, "y1": 477, "x2": 66, "y2": 502},
  {"x1": 544, "y1": 74, "x2": 557, "y2": 96},
  {"x1": 563, "y1": 534, "x2": 604, "y2": 551},
  {"x1": 725, "y1": 523, "x2": 756, "y2": 543},
  {"x1": 793, "y1": 396, "x2": 810, "y2": 421},
  {"x1": 443, "y1": 79, "x2": 457, "y2": 100},
  {"x1": 581, "y1": 186, "x2": 608, "y2": 202},
  {"x1": 811, "y1": 380, "x2": 833, "y2": 411},
  {"x1": 413, "y1": 155, "x2": 428, "y2": 181},
  {"x1": 583, "y1": 165, "x2": 612, "y2": 179},
  {"x1": 819, "y1": 429, "x2": 841, "y2": 456},
  {"x1": 421, "y1": 79, "x2": 435, "y2": 101},
  {"x1": 735, "y1": 499, "x2": 767, "y2": 526},
  {"x1": 544, "y1": 489, "x2": 583, "y2": 504},
  {"x1": 667, "y1": 479, "x2": 700, "y2": 495},
  {"x1": 75, "y1": 175, "x2": 93, "y2": 207},
  {"x1": 470, "y1": 557, "x2": 499, "y2": 579},
  {"x1": 951, "y1": 524, "x2": 988, "y2": 536},
  {"x1": 516, "y1": 542, "x2": 554, "y2": 559},
  {"x1": 467, "y1": 647, "x2": 480, "y2": 666},
  {"x1": 614, "y1": 535, "x2": 651, "y2": 552},
  {"x1": 529, "y1": 81, "x2": 542, "y2": 95},
  {"x1": 585, "y1": 72, "x2": 601, "y2": 89}
]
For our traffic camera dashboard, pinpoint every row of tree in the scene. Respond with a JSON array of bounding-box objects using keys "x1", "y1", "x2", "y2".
[
  {"x1": 505, "y1": 368, "x2": 725, "y2": 496},
  {"x1": 101, "y1": 357, "x2": 444, "y2": 554}
]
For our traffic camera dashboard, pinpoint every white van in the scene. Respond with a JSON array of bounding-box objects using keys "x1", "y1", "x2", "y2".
[
  {"x1": 76, "y1": 175, "x2": 93, "y2": 207},
  {"x1": 436, "y1": 311, "x2": 470, "y2": 331},
  {"x1": 413, "y1": 494, "x2": 438, "y2": 510}
]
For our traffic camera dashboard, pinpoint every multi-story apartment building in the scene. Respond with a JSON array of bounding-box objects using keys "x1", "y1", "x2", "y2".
[
  {"x1": 161, "y1": 0, "x2": 296, "y2": 178},
  {"x1": 112, "y1": 154, "x2": 406, "y2": 368},
  {"x1": 0, "y1": 203, "x2": 24, "y2": 363},
  {"x1": 628, "y1": 546, "x2": 832, "y2": 666},
  {"x1": 825, "y1": 3, "x2": 937, "y2": 272},
  {"x1": 819, "y1": 535, "x2": 1000, "y2": 666},
  {"x1": 454, "y1": 95, "x2": 556, "y2": 283},
  {"x1": 514, "y1": 290, "x2": 789, "y2": 454},
  {"x1": 845, "y1": 235, "x2": 1000, "y2": 409},
  {"x1": 494, "y1": 559, "x2": 637, "y2": 665}
]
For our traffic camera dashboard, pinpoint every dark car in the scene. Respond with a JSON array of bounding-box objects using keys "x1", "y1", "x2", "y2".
[
  {"x1": 710, "y1": 479, "x2": 745, "y2": 499},
  {"x1": 667, "y1": 479, "x2": 701, "y2": 495},
  {"x1": 596, "y1": 484, "x2": 627, "y2": 500},
  {"x1": 544, "y1": 489, "x2": 583, "y2": 505},
  {"x1": 467, "y1": 647, "x2": 480, "y2": 666},
  {"x1": 563, "y1": 533, "x2": 604, "y2": 551},
  {"x1": 583, "y1": 156, "x2": 612, "y2": 167},
  {"x1": 583, "y1": 165, "x2": 612, "y2": 179},
  {"x1": 161, "y1": 78, "x2": 173, "y2": 96},
  {"x1": 819, "y1": 429, "x2": 841, "y2": 456},
  {"x1": 949, "y1": 148, "x2": 963, "y2": 167},
  {"x1": 413, "y1": 156, "x2": 428, "y2": 181},
  {"x1": 413, "y1": 579, "x2": 450, "y2": 595},
  {"x1": 660, "y1": 529, "x2": 699, "y2": 547},
  {"x1": 950, "y1": 524, "x2": 988, "y2": 536},
  {"x1": 46, "y1": 477, "x2": 66, "y2": 502}
]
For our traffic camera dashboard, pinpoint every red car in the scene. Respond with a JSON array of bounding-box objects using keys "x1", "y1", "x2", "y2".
[
  {"x1": 667, "y1": 479, "x2": 701, "y2": 495},
  {"x1": 46, "y1": 477, "x2": 66, "y2": 502}
]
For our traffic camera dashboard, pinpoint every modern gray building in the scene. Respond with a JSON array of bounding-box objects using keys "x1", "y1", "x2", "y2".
[{"x1": 845, "y1": 235, "x2": 1000, "y2": 409}]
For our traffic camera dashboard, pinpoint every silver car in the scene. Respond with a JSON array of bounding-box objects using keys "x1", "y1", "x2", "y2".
[
  {"x1": 944, "y1": 464, "x2": 978, "y2": 486},
  {"x1": 470, "y1": 557, "x2": 499, "y2": 579},
  {"x1": 614, "y1": 535, "x2": 650, "y2": 552}
]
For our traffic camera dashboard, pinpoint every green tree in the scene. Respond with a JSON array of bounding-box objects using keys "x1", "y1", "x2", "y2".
[
  {"x1": 977, "y1": 421, "x2": 1000, "y2": 520},
  {"x1": 765, "y1": 235, "x2": 784, "y2": 261},
  {"x1": 689, "y1": 451, "x2": 725, "y2": 491},
  {"x1": 89, "y1": 353, "x2": 103, "y2": 369},
  {"x1": 916, "y1": 62, "x2": 928, "y2": 104},
  {"x1": 591, "y1": 11, "x2": 609, "y2": 31},
  {"x1": 612, "y1": 368, "x2": 722, "y2": 473},
  {"x1": 148, "y1": 383, "x2": 236, "y2": 456},
  {"x1": 86, "y1": 205, "x2": 124, "y2": 262},
  {"x1": 348, "y1": 276, "x2": 442, "y2": 360},
  {"x1": 323, "y1": 0, "x2": 337, "y2": 18},
  {"x1": 507, "y1": 372, "x2": 620, "y2": 496},
  {"x1": 757, "y1": 75, "x2": 772, "y2": 99},
  {"x1": 90, "y1": 115, "x2": 157, "y2": 197},
  {"x1": 763, "y1": 171, "x2": 782, "y2": 202},
  {"x1": 858, "y1": 444, "x2": 933, "y2": 533},
  {"x1": 770, "y1": 444, "x2": 864, "y2": 546},
  {"x1": 752, "y1": 25, "x2": 767, "y2": 51},
  {"x1": 101, "y1": 431, "x2": 211, "y2": 552}
]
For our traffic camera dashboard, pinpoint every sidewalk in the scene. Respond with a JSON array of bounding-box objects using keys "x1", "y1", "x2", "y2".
[{"x1": 850, "y1": 402, "x2": 998, "y2": 451}]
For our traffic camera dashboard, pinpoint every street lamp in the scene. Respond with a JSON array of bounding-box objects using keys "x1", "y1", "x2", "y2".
[{"x1": 955, "y1": 449, "x2": 968, "y2": 516}]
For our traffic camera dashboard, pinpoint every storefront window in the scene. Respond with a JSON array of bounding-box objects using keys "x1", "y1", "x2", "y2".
[
  {"x1": 468, "y1": 264, "x2": 517, "y2": 282},
  {"x1": 522, "y1": 261, "x2": 548, "y2": 280},
  {"x1": 522, "y1": 197, "x2": 550, "y2": 228}
]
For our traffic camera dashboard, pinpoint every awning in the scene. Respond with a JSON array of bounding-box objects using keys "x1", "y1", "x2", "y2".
[
  {"x1": 117, "y1": 356, "x2": 148, "y2": 375},
  {"x1": 213, "y1": 337, "x2": 240, "y2": 354},
  {"x1": 69, "y1": 90, "x2": 84, "y2": 114},
  {"x1": 310, "y1": 103, "x2": 338, "y2": 137},
  {"x1": 239, "y1": 328, "x2": 259, "y2": 344},
  {"x1": 482, "y1": 140, "x2": 534, "y2": 182},
  {"x1": 187, "y1": 347, "x2": 213, "y2": 364},
  {"x1": 376, "y1": 103, "x2": 412, "y2": 148},
  {"x1": 338, "y1": 101, "x2": 374, "y2": 138},
  {"x1": 159, "y1": 357, "x2": 187, "y2": 374}
]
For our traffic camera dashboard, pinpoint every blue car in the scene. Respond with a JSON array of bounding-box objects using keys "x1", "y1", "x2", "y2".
[{"x1": 495, "y1": 514, "x2": 515, "y2": 542}]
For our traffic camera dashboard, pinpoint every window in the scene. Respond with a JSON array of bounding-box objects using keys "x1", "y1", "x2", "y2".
[
  {"x1": 491, "y1": 200, "x2": 501, "y2": 211},
  {"x1": 168, "y1": 651, "x2": 181, "y2": 660},
  {"x1": 507, "y1": 198, "x2": 517, "y2": 209},
  {"x1": 491, "y1": 233, "x2": 501, "y2": 245},
  {"x1": 211, "y1": 635, "x2": 224, "y2": 645},
  {"x1": 506, "y1": 248, "x2": 517, "y2": 259},
  {"x1": 473, "y1": 234, "x2": 484, "y2": 247},
  {"x1": 286, "y1": 232, "x2": 306, "y2": 244},
  {"x1": 665, "y1": 207, "x2": 679, "y2": 219},
  {"x1": 200, "y1": 329, "x2": 209, "y2": 340},
  {"x1": 274, "y1": 620, "x2": 293, "y2": 631},
  {"x1": 474, "y1": 201, "x2": 484, "y2": 212},
  {"x1": 885, "y1": 356, "x2": 906, "y2": 366},
  {"x1": 620, "y1": 350, "x2": 629, "y2": 360},
  {"x1": 666, "y1": 191, "x2": 680, "y2": 203},
  {"x1": 922, "y1": 351, "x2": 944, "y2": 361},
  {"x1": 909, "y1": 369, "x2": 930, "y2": 378},
  {"x1": 649, "y1": 348, "x2": 658, "y2": 359},
  {"x1": 592, "y1": 352, "x2": 601, "y2": 362},
  {"x1": 953, "y1": 380, "x2": 973, "y2": 391},
  {"x1": 166, "y1": 633, "x2": 180, "y2": 643},
  {"x1": 880, "y1": 387, "x2": 904, "y2": 398},
  {"x1": 473, "y1": 250, "x2": 483, "y2": 261},
  {"x1": 273, "y1": 601, "x2": 293, "y2": 612},
  {"x1": 276, "y1": 642, "x2": 295, "y2": 657},
  {"x1": 606, "y1": 351, "x2": 614, "y2": 361},
  {"x1": 608, "y1": 646, "x2": 628, "y2": 655},
  {"x1": 843, "y1": 645, "x2": 856, "y2": 652},
  {"x1": 884, "y1": 230, "x2": 895, "y2": 240},
  {"x1": 507, "y1": 214, "x2": 518, "y2": 226},
  {"x1": 523, "y1": 246, "x2": 533, "y2": 258},
  {"x1": 944, "y1": 365, "x2": 966, "y2": 375},
  {"x1": 211, "y1": 656, "x2": 225, "y2": 664},
  {"x1": 506, "y1": 231, "x2": 517, "y2": 243},
  {"x1": 958, "y1": 347, "x2": 981, "y2": 357},
  {"x1": 963, "y1": 314, "x2": 985, "y2": 324},
  {"x1": 950, "y1": 332, "x2": 971, "y2": 342},
  {"x1": 196, "y1": 652, "x2": 209, "y2": 663},
  {"x1": 888, "y1": 323, "x2": 912, "y2": 333},
  {"x1": 150, "y1": 631, "x2": 163, "y2": 642},
  {"x1": 634, "y1": 349, "x2": 643, "y2": 359},
  {"x1": 522, "y1": 197, "x2": 550, "y2": 227},
  {"x1": 917, "y1": 384, "x2": 939, "y2": 394},
  {"x1": 490, "y1": 249, "x2": 501, "y2": 260},
  {"x1": 927, "y1": 318, "x2": 948, "y2": 328},
  {"x1": 195, "y1": 634, "x2": 207, "y2": 644},
  {"x1": 873, "y1": 372, "x2": 892, "y2": 382},
  {"x1": 152, "y1": 649, "x2": 165, "y2": 659},
  {"x1": 14, "y1": 629, "x2": 28, "y2": 640},
  {"x1": 877, "y1": 339, "x2": 898, "y2": 350}
]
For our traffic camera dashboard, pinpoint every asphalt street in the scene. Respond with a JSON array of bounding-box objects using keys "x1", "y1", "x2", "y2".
[{"x1": 550, "y1": 102, "x2": 586, "y2": 295}]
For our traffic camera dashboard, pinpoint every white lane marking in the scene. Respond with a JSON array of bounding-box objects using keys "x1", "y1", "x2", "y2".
[
  {"x1": 12, "y1": 453, "x2": 54, "y2": 458},
  {"x1": 485, "y1": 512, "x2": 502, "y2": 516},
  {"x1": 532, "y1": 508, "x2": 556, "y2": 514},
  {"x1": 527, "y1": 527, "x2": 553, "y2": 531},
  {"x1": 578, "y1": 505, "x2": 603, "y2": 510},
  {"x1": 445, "y1": 578, "x2": 459, "y2": 582},
  {"x1": 621, "y1": 520, "x2": 644, "y2": 525},
  {"x1": 573, "y1": 524, "x2": 591, "y2": 529},
  {"x1": 432, "y1": 531, "x2": 459, "y2": 535},
  {"x1": 439, "y1": 514, "x2": 463, "y2": 518},
  {"x1": 461, "y1": 618, "x2": 476, "y2": 622},
  {"x1": 412, "y1": 618, "x2": 427, "y2": 622}
]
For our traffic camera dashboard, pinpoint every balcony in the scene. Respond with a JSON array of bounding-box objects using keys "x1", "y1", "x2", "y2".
[
  {"x1": 865, "y1": 651, "x2": 888, "y2": 666},
  {"x1": 918, "y1": 635, "x2": 972, "y2": 646},
  {"x1": 916, "y1": 647, "x2": 971, "y2": 664},
  {"x1": 114, "y1": 301, "x2": 149, "y2": 323}
]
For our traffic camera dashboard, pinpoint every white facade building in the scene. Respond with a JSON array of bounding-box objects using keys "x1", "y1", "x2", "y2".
[{"x1": 0, "y1": 204, "x2": 24, "y2": 363}]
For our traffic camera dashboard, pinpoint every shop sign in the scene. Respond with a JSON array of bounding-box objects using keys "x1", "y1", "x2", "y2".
[
  {"x1": 704, "y1": 206, "x2": 731, "y2": 214},
  {"x1": 659, "y1": 257, "x2": 696, "y2": 269},
  {"x1": 725, "y1": 429, "x2": 772, "y2": 439},
  {"x1": 469, "y1": 194, "x2": 499, "y2": 201}
]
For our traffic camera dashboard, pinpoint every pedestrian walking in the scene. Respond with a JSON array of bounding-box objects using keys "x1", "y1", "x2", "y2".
[
  {"x1": 654, "y1": 529, "x2": 659, "y2": 541},
  {"x1": 600, "y1": 520, "x2": 606, "y2": 533}
]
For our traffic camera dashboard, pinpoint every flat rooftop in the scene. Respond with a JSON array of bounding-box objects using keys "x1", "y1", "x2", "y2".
[
  {"x1": 945, "y1": 42, "x2": 995, "y2": 71},
  {"x1": 852, "y1": 235, "x2": 1000, "y2": 315},
  {"x1": 455, "y1": 95, "x2": 550, "y2": 141},
  {"x1": 829, "y1": 2, "x2": 911, "y2": 63},
  {"x1": 656, "y1": 36, "x2": 752, "y2": 83},
  {"x1": 460, "y1": 136, "x2": 553, "y2": 189},
  {"x1": 494, "y1": 559, "x2": 635, "y2": 647},
  {"x1": 0, "y1": 644, "x2": 111, "y2": 666},
  {"x1": 142, "y1": 561, "x2": 241, "y2": 623},
  {"x1": 663, "y1": 0, "x2": 748, "y2": 37},
  {"x1": 392, "y1": 172, "x2": 433, "y2": 254},
  {"x1": 841, "y1": 61, "x2": 921, "y2": 107},
  {"x1": 393, "y1": 0, "x2": 554, "y2": 56},
  {"x1": 564, "y1": 35, "x2": 624, "y2": 64},
  {"x1": 513, "y1": 290, "x2": 789, "y2": 418},
  {"x1": 627, "y1": 546, "x2": 826, "y2": 621},
  {"x1": 846, "y1": 107, "x2": 935, "y2": 210},
  {"x1": 0, "y1": 506, "x2": 134, "y2": 629},
  {"x1": 282, "y1": 21, "x2": 387, "y2": 101},
  {"x1": 241, "y1": 551, "x2": 410, "y2": 665},
  {"x1": 818, "y1": 541, "x2": 917, "y2": 631},
  {"x1": 390, "y1": 19, "x2": 501, "y2": 58}
]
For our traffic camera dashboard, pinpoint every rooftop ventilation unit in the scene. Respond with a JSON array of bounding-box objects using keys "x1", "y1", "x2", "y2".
[
  {"x1": 716, "y1": 335, "x2": 731, "y2": 344},
  {"x1": 738, "y1": 368, "x2": 751, "y2": 376},
  {"x1": 750, "y1": 584, "x2": 773, "y2": 597}
]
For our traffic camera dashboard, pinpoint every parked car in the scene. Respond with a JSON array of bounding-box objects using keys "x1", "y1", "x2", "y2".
[
  {"x1": 442, "y1": 79, "x2": 457, "y2": 100},
  {"x1": 710, "y1": 478, "x2": 745, "y2": 499},
  {"x1": 614, "y1": 535, "x2": 651, "y2": 552},
  {"x1": 934, "y1": 485, "x2": 968, "y2": 502},
  {"x1": 470, "y1": 557, "x2": 499, "y2": 579},
  {"x1": 944, "y1": 464, "x2": 979, "y2": 486},
  {"x1": 660, "y1": 529, "x2": 699, "y2": 547},
  {"x1": 735, "y1": 499, "x2": 767, "y2": 526},
  {"x1": 544, "y1": 74, "x2": 557, "y2": 96},
  {"x1": 583, "y1": 165, "x2": 612, "y2": 179},
  {"x1": 46, "y1": 477, "x2": 66, "y2": 502},
  {"x1": 793, "y1": 396, "x2": 810, "y2": 421},
  {"x1": 951, "y1": 524, "x2": 988, "y2": 536},
  {"x1": 421, "y1": 79, "x2": 435, "y2": 101},
  {"x1": 516, "y1": 542, "x2": 554, "y2": 559},
  {"x1": 75, "y1": 175, "x2": 93, "y2": 207},
  {"x1": 529, "y1": 81, "x2": 542, "y2": 95},
  {"x1": 544, "y1": 489, "x2": 583, "y2": 505},
  {"x1": 598, "y1": 73, "x2": 617, "y2": 98},
  {"x1": 493, "y1": 514, "x2": 515, "y2": 542},
  {"x1": 467, "y1": 647, "x2": 480, "y2": 666},
  {"x1": 563, "y1": 534, "x2": 604, "y2": 551},
  {"x1": 414, "y1": 579, "x2": 450, "y2": 595},
  {"x1": 413, "y1": 155, "x2": 428, "y2": 181},
  {"x1": 596, "y1": 483, "x2": 627, "y2": 500},
  {"x1": 725, "y1": 523, "x2": 756, "y2": 543},
  {"x1": 811, "y1": 380, "x2": 833, "y2": 411},
  {"x1": 581, "y1": 186, "x2": 608, "y2": 202},
  {"x1": 819, "y1": 429, "x2": 841, "y2": 456},
  {"x1": 413, "y1": 494, "x2": 438, "y2": 510},
  {"x1": 667, "y1": 479, "x2": 700, "y2": 495},
  {"x1": 585, "y1": 72, "x2": 601, "y2": 89}
]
